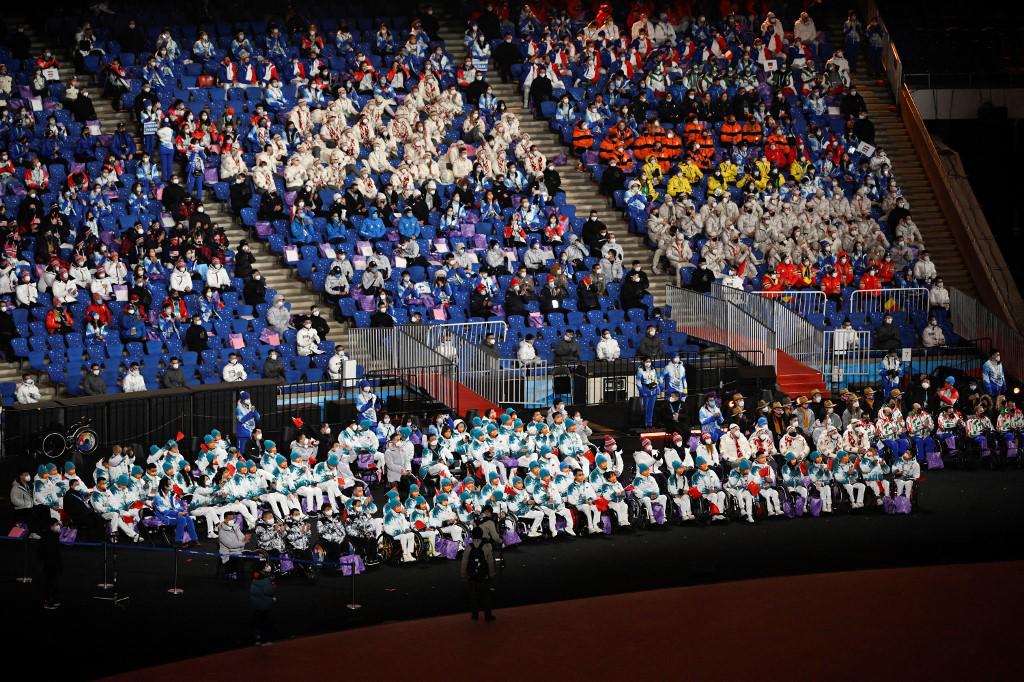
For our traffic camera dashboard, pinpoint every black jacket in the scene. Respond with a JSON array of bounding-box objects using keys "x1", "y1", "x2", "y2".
[
  {"x1": 553, "y1": 338, "x2": 580, "y2": 365},
  {"x1": 504, "y1": 290, "x2": 528, "y2": 318},
  {"x1": 162, "y1": 367, "x2": 187, "y2": 388},
  {"x1": 80, "y1": 373, "x2": 107, "y2": 396},
  {"x1": 262, "y1": 357, "x2": 285, "y2": 380},
  {"x1": 243, "y1": 277, "x2": 267, "y2": 306},
  {"x1": 620, "y1": 278, "x2": 648, "y2": 310},
  {"x1": 874, "y1": 323, "x2": 900, "y2": 351},
  {"x1": 184, "y1": 323, "x2": 209, "y2": 352}
]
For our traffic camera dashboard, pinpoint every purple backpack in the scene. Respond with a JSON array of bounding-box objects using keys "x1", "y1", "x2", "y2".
[
  {"x1": 894, "y1": 495, "x2": 912, "y2": 514},
  {"x1": 807, "y1": 496, "x2": 823, "y2": 518},
  {"x1": 435, "y1": 536, "x2": 461, "y2": 560},
  {"x1": 926, "y1": 449, "x2": 944, "y2": 470},
  {"x1": 340, "y1": 553, "x2": 365, "y2": 575},
  {"x1": 882, "y1": 495, "x2": 897, "y2": 515},
  {"x1": 501, "y1": 528, "x2": 521, "y2": 547},
  {"x1": 651, "y1": 502, "x2": 666, "y2": 525}
]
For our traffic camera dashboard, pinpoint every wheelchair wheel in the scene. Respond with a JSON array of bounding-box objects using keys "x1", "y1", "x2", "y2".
[
  {"x1": 376, "y1": 534, "x2": 396, "y2": 564},
  {"x1": 41, "y1": 431, "x2": 68, "y2": 460},
  {"x1": 626, "y1": 496, "x2": 644, "y2": 527},
  {"x1": 412, "y1": 532, "x2": 430, "y2": 560}
]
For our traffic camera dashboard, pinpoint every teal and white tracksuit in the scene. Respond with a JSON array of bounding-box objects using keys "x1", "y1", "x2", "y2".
[
  {"x1": 536, "y1": 483, "x2": 575, "y2": 535},
  {"x1": 189, "y1": 485, "x2": 226, "y2": 537},
  {"x1": 383, "y1": 508, "x2": 417, "y2": 562},
  {"x1": 508, "y1": 487, "x2": 546, "y2": 536},
  {"x1": 726, "y1": 469, "x2": 756, "y2": 521},
  {"x1": 749, "y1": 460, "x2": 782, "y2": 515},
  {"x1": 90, "y1": 488, "x2": 139, "y2": 538},
  {"x1": 292, "y1": 464, "x2": 324, "y2": 511},
  {"x1": 631, "y1": 473, "x2": 667, "y2": 524},
  {"x1": 409, "y1": 508, "x2": 437, "y2": 554},
  {"x1": 806, "y1": 461, "x2": 833, "y2": 512},
  {"x1": 666, "y1": 473, "x2": 694, "y2": 520},
  {"x1": 892, "y1": 458, "x2": 920, "y2": 498},
  {"x1": 598, "y1": 480, "x2": 630, "y2": 526},
  {"x1": 430, "y1": 503, "x2": 463, "y2": 543},
  {"x1": 566, "y1": 480, "x2": 602, "y2": 532},
  {"x1": 781, "y1": 463, "x2": 808, "y2": 503},
  {"x1": 858, "y1": 455, "x2": 891, "y2": 503},
  {"x1": 833, "y1": 459, "x2": 866, "y2": 507},
  {"x1": 691, "y1": 468, "x2": 726, "y2": 517}
]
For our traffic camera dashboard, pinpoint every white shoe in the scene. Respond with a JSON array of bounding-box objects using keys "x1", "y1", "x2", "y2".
[
  {"x1": 746, "y1": 516, "x2": 755, "y2": 523},
  {"x1": 620, "y1": 521, "x2": 631, "y2": 527},
  {"x1": 563, "y1": 528, "x2": 576, "y2": 536},
  {"x1": 527, "y1": 531, "x2": 542, "y2": 538}
]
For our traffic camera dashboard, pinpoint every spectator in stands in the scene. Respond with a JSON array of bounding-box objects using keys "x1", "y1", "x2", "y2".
[
  {"x1": 853, "y1": 111, "x2": 875, "y2": 146},
  {"x1": 638, "y1": 325, "x2": 664, "y2": 358},
  {"x1": 45, "y1": 301, "x2": 74, "y2": 335},
  {"x1": 184, "y1": 314, "x2": 209, "y2": 353},
  {"x1": 577, "y1": 276, "x2": 600, "y2": 312},
  {"x1": 122, "y1": 363, "x2": 147, "y2": 393},
  {"x1": 921, "y1": 318, "x2": 946, "y2": 348},
  {"x1": 517, "y1": 334, "x2": 543, "y2": 366},
  {"x1": 296, "y1": 317, "x2": 325, "y2": 356},
  {"x1": 596, "y1": 329, "x2": 621, "y2": 361},
  {"x1": 0, "y1": 298, "x2": 17, "y2": 359},
  {"x1": 223, "y1": 352, "x2": 248, "y2": 382},
  {"x1": 16, "y1": 374, "x2": 40, "y2": 404},
  {"x1": 538, "y1": 275, "x2": 564, "y2": 315},
  {"x1": 370, "y1": 302, "x2": 395, "y2": 327},
  {"x1": 262, "y1": 349, "x2": 285, "y2": 381},
  {"x1": 80, "y1": 363, "x2": 106, "y2": 396},
  {"x1": 874, "y1": 313, "x2": 901, "y2": 352},
  {"x1": 267, "y1": 295, "x2": 291, "y2": 334},
  {"x1": 243, "y1": 270, "x2": 267, "y2": 307},
  {"x1": 553, "y1": 330, "x2": 580, "y2": 366},
  {"x1": 600, "y1": 250, "x2": 623, "y2": 283},
  {"x1": 620, "y1": 270, "x2": 649, "y2": 317},
  {"x1": 162, "y1": 357, "x2": 187, "y2": 389}
]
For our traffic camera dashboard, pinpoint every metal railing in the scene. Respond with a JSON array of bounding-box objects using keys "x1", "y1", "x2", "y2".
[
  {"x1": 708, "y1": 283, "x2": 823, "y2": 371},
  {"x1": 822, "y1": 329, "x2": 873, "y2": 393},
  {"x1": 346, "y1": 325, "x2": 455, "y2": 373},
  {"x1": 949, "y1": 287, "x2": 1022, "y2": 382},
  {"x1": 417, "y1": 320, "x2": 508, "y2": 346},
  {"x1": 759, "y1": 290, "x2": 826, "y2": 318},
  {"x1": 667, "y1": 285, "x2": 778, "y2": 368},
  {"x1": 848, "y1": 287, "x2": 930, "y2": 317},
  {"x1": 364, "y1": 363, "x2": 459, "y2": 416}
]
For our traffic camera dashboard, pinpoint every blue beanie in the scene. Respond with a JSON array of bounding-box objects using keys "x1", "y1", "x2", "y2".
[
  {"x1": 737, "y1": 459, "x2": 751, "y2": 471},
  {"x1": 264, "y1": 440, "x2": 276, "y2": 450}
]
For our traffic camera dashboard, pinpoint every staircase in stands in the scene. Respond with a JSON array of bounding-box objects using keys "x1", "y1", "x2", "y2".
[
  {"x1": 828, "y1": 27, "x2": 976, "y2": 297},
  {"x1": 2, "y1": 20, "x2": 350, "y2": 402},
  {"x1": 436, "y1": 17, "x2": 672, "y2": 309}
]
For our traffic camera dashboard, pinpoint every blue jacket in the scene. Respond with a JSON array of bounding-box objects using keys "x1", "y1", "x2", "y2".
[{"x1": 359, "y1": 212, "x2": 386, "y2": 239}]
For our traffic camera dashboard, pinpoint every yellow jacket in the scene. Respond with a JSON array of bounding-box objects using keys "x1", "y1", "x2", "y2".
[
  {"x1": 718, "y1": 161, "x2": 738, "y2": 184},
  {"x1": 666, "y1": 173, "x2": 693, "y2": 197},
  {"x1": 678, "y1": 160, "x2": 703, "y2": 184}
]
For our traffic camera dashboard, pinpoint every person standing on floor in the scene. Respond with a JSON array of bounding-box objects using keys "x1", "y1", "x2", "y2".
[
  {"x1": 460, "y1": 526, "x2": 497, "y2": 621},
  {"x1": 250, "y1": 564, "x2": 276, "y2": 644}
]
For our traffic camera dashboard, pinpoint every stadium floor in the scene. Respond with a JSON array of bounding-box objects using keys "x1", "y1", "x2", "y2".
[
  {"x1": 114, "y1": 560, "x2": 1024, "y2": 681},
  {"x1": 2, "y1": 464, "x2": 1021, "y2": 678}
]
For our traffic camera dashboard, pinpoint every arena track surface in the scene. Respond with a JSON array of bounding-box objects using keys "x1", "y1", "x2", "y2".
[{"x1": 2, "y1": 467, "x2": 1021, "y2": 679}]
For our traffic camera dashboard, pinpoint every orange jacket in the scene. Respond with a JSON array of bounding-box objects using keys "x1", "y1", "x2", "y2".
[
  {"x1": 821, "y1": 272, "x2": 841, "y2": 296},
  {"x1": 572, "y1": 125, "x2": 594, "y2": 152},
  {"x1": 719, "y1": 121, "x2": 742, "y2": 146},
  {"x1": 741, "y1": 121, "x2": 763, "y2": 145},
  {"x1": 859, "y1": 273, "x2": 882, "y2": 293}
]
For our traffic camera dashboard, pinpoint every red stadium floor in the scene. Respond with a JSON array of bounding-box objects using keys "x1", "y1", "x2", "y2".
[{"x1": 112, "y1": 561, "x2": 1021, "y2": 680}]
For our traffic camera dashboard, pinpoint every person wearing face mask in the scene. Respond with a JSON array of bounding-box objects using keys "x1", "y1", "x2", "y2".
[
  {"x1": 296, "y1": 318, "x2": 325, "y2": 356},
  {"x1": 10, "y1": 469, "x2": 35, "y2": 526},
  {"x1": 122, "y1": 362, "x2": 147, "y2": 393},
  {"x1": 879, "y1": 350, "x2": 904, "y2": 399},
  {"x1": 873, "y1": 314, "x2": 900, "y2": 353},
  {"x1": 242, "y1": 268, "x2": 267, "y2": 307},
  {"x1": 356, "y1": 381, "x2": 378, "y2": 424},
  {"x1": 234, "y1": 390, "x2": 261, "y2": 453},
  {"x1": 698, "y1": 393, "x2": 724, "y2": 439},
  {"x1": 80, "y1": 362, "x2": 107, "y2": 396},
  {"x1": 223, "y1": 352, "x2": 249, "y2": 382},
  {"x1": 921, "y1": 317, "x2": 945, "y2": 348},
  {"x1": 262, "y1": 349, "x2": 285, "y2": 381},
  {"x1": 636, "y1": 357, "x2": 662, "y2": 428},
  {"x1": 982, "y1": 351, "x2": 1007, "y2": 397},
  {"x1": 267, "y1": 295, "x2": 291, "y2": 333},
  {"x1": 595, "y1": 328, "x2": 621, "y2": 361},
  {"x1": 637, "y1": 324, "x2": 664, "y2": 359},
  {"x1": 184, "y1": 315, "x2": 209, "y2": 352},
  {"x1": 162, "y1": 356, "x2": 188, "y2": 388}
]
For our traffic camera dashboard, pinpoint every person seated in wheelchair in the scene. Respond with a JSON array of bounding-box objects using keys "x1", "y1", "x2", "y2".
[
  {"x1": 535, "y1": 468, "x2": 576, "y2": 537},
  {"x1": 725, "y1": 459, "x2": 757, "y2": 523},
  {"x1": 383, "y1": 500, "x2": 420, "y2": 563},
  {"x1": 506, "y1": 476, "x2": 546, "y2": 537},
  {"x1": 478, "y1": 471, "x2": 505, "y2": 509},
  {"x1": 344, "y1": 496, "x2": 380, "y2": 556},
  {"x1": 189, "y1": 474, "x2": 228, "y2": 539},
  {"x1": 598, "y1": 469, "x2": 631, "y2": 529},
  {"x1": 780, "y1": 453, "x2": 809, "y2": 513},
  {"x1": 457, "y1": 490, "x2": 480, "y2": 525},
  {"x1": 806, "y1": 450, "x2": 834, "y2": 513},
  {"x1": 315, "y1": 502, "x2": 351, "y2": 560},
  {"x1": 264, "y1": 454, "x2": 300, "y2": 518},
  {"x1": 691, "y1": 455, "x2": 727, "y2": 521},
  {"x1": 420, "y1": 432, "x2": 456, "y2": 479},
  {"x1": 284, "y1": 506, "x2": 315, "y2": 568},
  {"x1": 403, "y1": 483, "x2": 427, "y2": 516},
  {"x1": 409, "y1": 497, "x2": 439, "y2": 556},
  {"x1": 557, "y1": 419, "x2": 589, "y2": 472},
  {"x1": 833, "y1": 450, "x2": 866, "y2": 509},
  {"x1": 666, "y1": 461, "x2": 696, "y2": 522},
  {"x1": 858, "y1": 447, "x2": 891, "y2": 504},
  {"x1": 313, "y1": 453, "x2": 348, "y2": 512},
  {"x1": 630, "y1": 463, "x2": 668, "y2": 525},
  {"x1": 566, "y1": 468, "x2": 603, "y2": 534},
  {"x1": 430, "y1": 493, "x2": 465, "y2": 544},
  {"x1": 552, "y1": 461, "x2": 575, "y2": 496},
  {"x1": 153, "y1": 476, "x2": 198, "y2": 546},
  {"x1": 966, "y1": 405, "x2": 995, "y2": 450},
  {"x1": 875, "y1": 406, "x2": 909, "y2": 462},
  {"x1": 906, "y1": 403, "x2": 935, "y2": 462},
  {"x1": 995, "y1": 400, "x2": 1022, "y2": 454},
  {"x1": 255, "y1": 508, "x2": 287, "y2": 559},
  {"x1": 749, "y1": 451, "x2": 783, "y2": 516},
  {"x1": 892, "y1": 449, "x2": 920, "y2": 501},
  {"x1": 535, "y1": 445, "x2": 562, "y2": 481}
]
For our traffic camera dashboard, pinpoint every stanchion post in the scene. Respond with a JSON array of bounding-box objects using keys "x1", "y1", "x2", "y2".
[
  {"x1": 168, "y1": 546, "x2": 184, "y2": 595},
  {"x1": 346, "y1": 559, "x2": 361, "y2": 610},
  {"x1": 16, "y1": 535, "x2": 33, "y2": 584},
  {"x1": 97, "y1": 536, "x2": 113, "y2": 590}
]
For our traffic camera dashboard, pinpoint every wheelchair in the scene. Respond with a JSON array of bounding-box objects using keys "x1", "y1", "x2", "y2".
[
  {"x1": 376, "y1": 531, "x2": 431, "y2": 565},
  {"x1": 937, "y1": 430, "x2": 970, "y2": 469},
  {"x1": 691, "y1": 491, "x2": 730, "y2": 525},
  {"x1": 625, "y1": 493, "x2": 668, "y2": 529}
]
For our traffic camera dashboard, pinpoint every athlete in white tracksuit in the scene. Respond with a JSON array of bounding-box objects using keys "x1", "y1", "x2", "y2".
[
  {"x1": 892, "y1": 451, "x2": 920, "y2": 498},
  {"x1": 806, "y1": 451, "x2": 833, "y2": 512},
  {"x1": 749, "y1": 452, "x2": 783, "y2": 515},
  {"x1": 833, "y1": 451, "x2": 866, "y2": 508},
  {"x1": 665, "y1": 462, "x2": 695, "y2": 521},
  {"x1": 725, "y1": 459, "x2": 757, "y2": 522},
  {"x1": 630, "y1": 463, "x2": 668, "y2": 524},
  {"x1": 565, "y1": 470, "x2": 602, "y2": 533}
]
